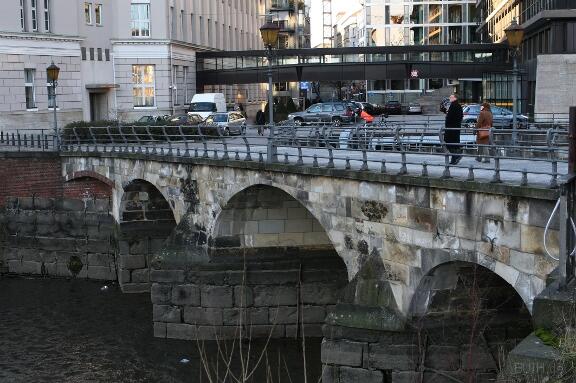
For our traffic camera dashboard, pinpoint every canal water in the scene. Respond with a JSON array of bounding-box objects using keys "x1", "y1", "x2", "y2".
[{"x1": 0, "y1": 277, "x2": 321, "y2": 383}]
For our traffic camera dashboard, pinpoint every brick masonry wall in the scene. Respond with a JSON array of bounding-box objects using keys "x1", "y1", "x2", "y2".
[
  {"x1": 151, "y1": 251, "x2": 348, "y2": 341},
  {"x1": 0, "y1": 196, "x2": 116, "y2": 280}
]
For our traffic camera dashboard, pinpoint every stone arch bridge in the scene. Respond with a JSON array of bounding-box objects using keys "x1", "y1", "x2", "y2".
[{"x1": 61, "y1": 151, "x2": 559, "y2": 314}]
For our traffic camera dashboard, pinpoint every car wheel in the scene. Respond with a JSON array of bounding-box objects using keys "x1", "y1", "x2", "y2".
[
  {"x1": 224, "y1": 127, "x2": 230, "y2": 136},
  {"x1": 332, "y1": 117, "x2": 342, "y2": 127},
  {"x1": 241, "y1": 125, "x2": 246, "y2": 135}
]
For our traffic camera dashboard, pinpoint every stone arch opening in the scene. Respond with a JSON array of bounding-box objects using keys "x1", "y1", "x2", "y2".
[
  {"x1": 409, "y1": 261, "x2": 532, "y2": 379},
  {"x1": 118, "y1": 179, "x2": 177, "y2": 293},
  {"x1": 211, "y1": 184, "x2": 333, "y2": 253},
  {"x1": 166, "y1": 184, "x2": 350, "y2": 339}
]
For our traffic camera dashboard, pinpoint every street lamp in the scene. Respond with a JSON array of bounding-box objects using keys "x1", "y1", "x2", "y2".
[
  {"x1": 505, "y1": 18, "x2": 524, "y2": 147},
  {"x1": 260, "y1": 19, "x2": 280, "y2": 163},
  {"x1": 46, "y1": 62, "x2": 60, "y2": 148}
]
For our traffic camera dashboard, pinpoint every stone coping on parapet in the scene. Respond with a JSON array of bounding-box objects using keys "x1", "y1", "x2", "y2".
[{"x1": 7, "y1": 150, "x2": 561, "y2": 201}]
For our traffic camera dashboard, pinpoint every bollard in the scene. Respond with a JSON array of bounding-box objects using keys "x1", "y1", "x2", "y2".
[{"x1": 467, "y1": 165, "x2": 474, "y2": 181}]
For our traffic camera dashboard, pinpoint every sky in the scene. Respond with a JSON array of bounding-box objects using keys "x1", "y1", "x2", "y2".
[{"x1": 310, "y1": 0, "x2": 353, "y2": 47}]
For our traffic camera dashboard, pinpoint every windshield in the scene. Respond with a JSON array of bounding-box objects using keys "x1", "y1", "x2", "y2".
[
  {"x1": 190, "y1": 102, "x2": 216, "y2": 112},
  {"x1": 207, "y1": 114, "x2": 228, "y2": 123}
]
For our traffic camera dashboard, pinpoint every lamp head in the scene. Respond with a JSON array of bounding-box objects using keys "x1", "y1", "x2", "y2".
[
  {"x1": 46, "y1": 62, "x2": 60, "y2": 83},
  {"x1": 505, "y1": 18, "x2": 524, "y2": 48},
  {"x1": 260, "y1": 20, "x2": 280, "y2": 48}
]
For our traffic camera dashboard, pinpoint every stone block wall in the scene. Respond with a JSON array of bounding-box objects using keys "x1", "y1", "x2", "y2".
[
  {"x1": 151, "y1": 250, "x2": 348, "y2": 340},
  {"x1": 0, "y1": 196, "x2": 117, "y2": 280},
  {"x1": 535, "y1": 54, "x2": 576, "y2": 118},
  {"x1": 214, "y1": 185, "x2": 331, "y2": 249}
]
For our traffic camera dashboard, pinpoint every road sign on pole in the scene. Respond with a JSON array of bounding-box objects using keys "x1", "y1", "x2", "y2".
[{"x1": 410, "y1": 69, "x2": 419, "y2": 79}]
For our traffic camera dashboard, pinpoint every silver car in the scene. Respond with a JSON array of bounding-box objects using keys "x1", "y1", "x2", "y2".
[
  {"x1": 204, "y1": 112, "x2": 246, "y2": 135},
  {"x1": 407, "y1": 103, "x2": 422, "y2": 114}
]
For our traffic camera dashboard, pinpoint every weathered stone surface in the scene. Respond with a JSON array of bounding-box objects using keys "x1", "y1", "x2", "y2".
[
  {"x1": 367, "y1": 344, "x2": 418, "y2": 370},
  {"x1": 122, "y1": 283, "x2": 150, "y2": 293},
  {"x1": 87, "y1": 266, "x2": 116, "y2": 280},
  {"x1": 233, "y1": 285, "x2": 253, "y2": 307},
  {"x1": 425, "y1": 345, "x2": 460, "y2": 370},
  {"x1": 460, "y1": 345, "x2": 497, "y2": 370},
  {"x1": 253, "y1": 286, "x2": 297, "y2": 307},
  {"x1": 321, "y1": 340, "x2": 364, "y2": 367},
  {"x1": 223, "y1": 308, "x2": 269, "y2": 326},
  {"x1": 172, "y1": 284, "x2": 200, "y2": 306},
  {"x1": 131, "y1": 269, "x2": 149, "y2": 283},
  {"x1": 150, "y1": 270, "x2": 185, "y2": 283},
  {"x1": 166, "y1": 323, "x2": 197, "y2": 340},
  {"x1": 339, "y1": 367, "x2": 383, "y2": 383},
  {"x1": 120, "y1": 255, "x2": 146, "y2": 270},
  {"x1": 153, "y1": 322, "x2": 167, "y2": 338},
  {"x1": 201, "y1": 286, "x2": 233, "y2": 308},
  {"x1": 183, "y1": 307, "x2": 223, "y2": 325},
  {"x1": 391, "y1": 371, "x2": 420, "y2": 383},
  {"x1": 151, "y1": 283, "x2": 172, "y2": 304},
  {"x1": 153, "y1": 305, "x2": 181, "y2": 323}
]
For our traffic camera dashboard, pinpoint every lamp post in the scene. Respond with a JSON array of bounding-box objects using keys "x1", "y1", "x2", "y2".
[
  {"x1": 46, "y1": 62, "x2": 60, "y2": 149},
  {"x1": 504, "y1": 18, "x2": 524, "y2": 147},
  {"x1": 260, "y1": 19, "x2": 280, "y2": 163}
]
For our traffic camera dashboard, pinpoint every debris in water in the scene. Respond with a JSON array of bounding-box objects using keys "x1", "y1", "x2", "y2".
[
  {"x1": 179, "y1": 358, "x2": 190, "y2": 364},
  {"x1": 100, "y1": 285, "x2": 109, "y2": 291}
]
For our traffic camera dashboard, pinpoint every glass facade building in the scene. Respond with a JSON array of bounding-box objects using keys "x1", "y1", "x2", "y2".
[{"x1": 353, "y1": 0, "x2": 480, "y2": 103}]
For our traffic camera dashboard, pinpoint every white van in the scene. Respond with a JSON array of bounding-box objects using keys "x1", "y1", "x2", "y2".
[{"x1": 188, "y1": 93, "x2": 226, "y2": 119}]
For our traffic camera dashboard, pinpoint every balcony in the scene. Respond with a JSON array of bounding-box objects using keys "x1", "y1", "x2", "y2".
[
  {"x1": 275, "y1": 20, "x2": 296, "y2": 33},
  {"x1": 270, "y1": 0, "x2": 295, "y2": 12},
  {"x1": 520, "y1": 0, "x2": 574, "y2": 24}
]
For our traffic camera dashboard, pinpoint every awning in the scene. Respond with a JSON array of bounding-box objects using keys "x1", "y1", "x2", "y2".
[{"x1": 86, "y1": 84, "x2": 119, "y2": 92}]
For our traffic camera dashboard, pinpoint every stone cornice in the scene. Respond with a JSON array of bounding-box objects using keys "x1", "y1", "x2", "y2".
[{"x1": 0, "y1": 31, "x2": 83, "y2": 43}]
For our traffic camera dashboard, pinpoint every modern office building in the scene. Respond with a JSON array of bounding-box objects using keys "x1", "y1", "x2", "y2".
[
  {"x1": 332, "y1": 0, "x2": 481, "y2": 105},
  {"x1": 0, "y1": 0, "x2": 265, "y2": 131},
  {"x1": 476, "y1": 0, "x2": 576, "y2": 116}
]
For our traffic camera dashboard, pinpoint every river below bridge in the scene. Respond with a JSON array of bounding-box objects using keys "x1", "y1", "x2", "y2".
[{"x1": 0, "y1": 277, "x2": 321, "y2": 383}]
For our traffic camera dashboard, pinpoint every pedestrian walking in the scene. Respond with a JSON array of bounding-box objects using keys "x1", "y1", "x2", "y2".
[
  {"x1": 255, "y1": 109, "x2": 265, "y2": 136},
  {"x1": 444, "y1": 94, "x2": 464, "y2": 165},
  {"x1": 475, "y1": 102, "x2": 493, "y2": 163}
]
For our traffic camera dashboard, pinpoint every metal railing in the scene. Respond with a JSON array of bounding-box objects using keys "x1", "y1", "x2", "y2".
[
  {"x1": 0, "y1": 129, "x2": 55, "y2": 152},
  {"x1": 1, "y1": 121, "x2": 568, "y2": 188},
  {"x1": 559, "y1": 174, "x2": 576, "y2": 285}
]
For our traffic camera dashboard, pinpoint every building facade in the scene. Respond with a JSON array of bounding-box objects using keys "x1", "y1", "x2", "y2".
[
  {"x1": 0, "y1": 0, "x2": 265, "y2": 131},
  {"x1": 476, "y1": 0, "x2": 576, "y2": 117},
  {"x1": 332, "y1": 0, "x2": 481, "y2": 105}
]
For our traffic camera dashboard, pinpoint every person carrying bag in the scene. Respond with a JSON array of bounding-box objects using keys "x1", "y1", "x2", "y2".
[{"x1": 476, "y1": 102, "x2": 493, "y2": 163}]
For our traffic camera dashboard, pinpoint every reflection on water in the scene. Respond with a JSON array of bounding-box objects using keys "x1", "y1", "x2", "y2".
[{"x1": 0, "y1": 277, "x2": 321, "y2": 383}]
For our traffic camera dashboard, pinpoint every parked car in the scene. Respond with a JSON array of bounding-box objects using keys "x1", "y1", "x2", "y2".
[
  {"x1": 203, "y1": 112, "x2": 246, "y2": 135},
  {"x1": 168, "y1": 113, "x2": 205, "y2": 125},
  {"x1": 137, "y1": 115, "x2": 170, "y2": 124},
  {"x1": 407, "y1": 103, "x2": 422, "y2": 114},
  {"x1": 384, "y1": 100, "x2": 402, "y2": 115},
  {"x1": 462, "y1": 104, "x2": 529, "y2": 129},
  {"x1": 287, "y1": 102, "x2": 354, "y2": 126}
]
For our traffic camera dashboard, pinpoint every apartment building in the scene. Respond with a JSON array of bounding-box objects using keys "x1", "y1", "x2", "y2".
[
  {"x1": 476, "y1": 0, "x2": 576, "y2": 116},
  {"x1": 0, "y1": 0, "x2": 265, "y2": 130}
]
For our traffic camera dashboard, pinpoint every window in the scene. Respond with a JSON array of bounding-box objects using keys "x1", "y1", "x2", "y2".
[
  {"x1": 81, "y1": 47, "x2": 87, "y2": 60},
  {"x1": 172, "y1": 65, "x2": 179, "y2": 105},
  {"x1": 89, "y1": 47, "x2": 94, "y2": 60},
  {"x1": 31, "y1": 0, "x2": 37, "y2": 31},
  {"x1": 95, "y1": 4, "x2": 102, "y2": 26},
  {"x1": 24, "y1": 69, "x2": 36, "y2": 109},
  {"x1": 43, "y1": 0, "x2": 50, "y2": 31},
  {"x1": 183, "y1": 66, "x2": 188, "y2": 103},
  {"x1": 132, "y1": 65, "x2": 155, "y2": 107},
  {"x1": 20, "y1": 0, "x2": 26, "y2": 31},
  {"x1": 97, "y1": 48, "x2": 102, "y2": 61},
  {"x1": 105, "y1": 48, "x2": 110, "y2": 61},
  {"x1": 180, "y1": 10, "x2": 185, "y2": 40},
  {"x1": 84, "y1": 2, "x2": 93, "y2": 24},
  {"x1": 131, "y1": 2, "x2": 150, "y2": 37}
]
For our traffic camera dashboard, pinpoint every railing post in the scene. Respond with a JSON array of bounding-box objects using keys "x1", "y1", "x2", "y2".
[
  {"x1": 569, "y1": 106, "x2": 576, "y2": 173},
  {"x1": 559, "y1": 185, "x2": 568, "y2": 287}
]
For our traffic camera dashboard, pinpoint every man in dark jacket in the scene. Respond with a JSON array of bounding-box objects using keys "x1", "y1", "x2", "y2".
[{"x1": 444, "y1": 94, "x2": 464, "y2": 165}]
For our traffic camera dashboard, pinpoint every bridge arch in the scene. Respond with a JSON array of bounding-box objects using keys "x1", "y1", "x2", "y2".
[
  {"x1": 408, "y1": 251, "x2": 543, "y2": 314},
  {"x1": 117, "y1": 179, "x2": 178, "y2": 292}
]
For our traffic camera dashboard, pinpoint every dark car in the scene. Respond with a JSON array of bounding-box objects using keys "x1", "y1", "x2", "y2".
[
  {"x1": 384, "y1": 100, "x2": 402, "y2": 115},
  {"x1": 287, "y1": 102, "x2": 354, "y2": 126},
  {"x1": 462, "y1": 104, "x2": 529, "y2": 129},
  {"x1": 168, "y1": 114, "x2": 204, "y2": 125}
]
